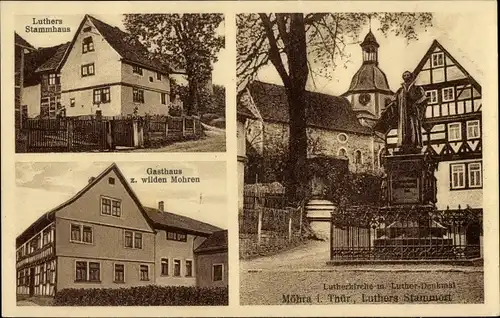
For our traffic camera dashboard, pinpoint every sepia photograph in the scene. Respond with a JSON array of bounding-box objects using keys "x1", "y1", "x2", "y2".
[
  {"x1": 237, "y1": 11, "x2": 485, "y2": 305},
  {"x1": 15, "y1": 161, "x2": 228, "y2": 306},
  {"x1": 15, "y1": 13, "x2": 226, "y2": 153}
]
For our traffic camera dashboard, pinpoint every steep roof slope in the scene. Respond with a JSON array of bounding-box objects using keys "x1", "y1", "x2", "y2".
[
  {"x1": 143, "y1": 207, "x2": 222, "y2": 236},
  {"x1": 86, "y1": 15, "x2": 171, "y2": 74},
  {"x1": 246, "y1": 81, "x2": 372, "y2": 135},
  {"x1": 23, "y1": 42, "x2": 70, "y2": 86},
  {"x1": 15, "y1": 32, "x2": 35, "y2": 49},
  {"x1": 16, "y1": 163, "x2": 155, "y2": 247},
  {"x1": 194, "y1": 230, "x2": 228, "y2": 253}
]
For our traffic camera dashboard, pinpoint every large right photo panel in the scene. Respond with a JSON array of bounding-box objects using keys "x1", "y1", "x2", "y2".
[{"x1": 236, "y1": 12, "x2": 484, "y2": 305}]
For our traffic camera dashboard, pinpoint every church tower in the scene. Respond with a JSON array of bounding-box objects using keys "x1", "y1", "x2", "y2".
[{"x1": 342, "y1": 30, "x2": 393, "y2": 128}]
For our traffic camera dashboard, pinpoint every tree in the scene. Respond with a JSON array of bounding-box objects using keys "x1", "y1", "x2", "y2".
[
  {"x1": 124, "y1": 14, "x2": 224, "y2": 115},
  {"x1": 237, "y1": 13, "x2": 433, "y2": 203}
]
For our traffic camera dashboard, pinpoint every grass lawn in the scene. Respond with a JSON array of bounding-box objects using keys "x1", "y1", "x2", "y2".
[{"x1": 240, "y1": 269, "x2": 484, "y2": 305}]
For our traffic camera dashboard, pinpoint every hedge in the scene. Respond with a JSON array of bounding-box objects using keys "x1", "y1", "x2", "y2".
[{"x1": 54, "y1": 285, "x2": 228, "y2": 306}]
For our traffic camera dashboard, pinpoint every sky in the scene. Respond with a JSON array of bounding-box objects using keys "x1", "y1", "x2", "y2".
[
  {"x1": 15, "y1": 14, "x2": 227, "y2": 85},
  {"x1": 250, "y1": 12, "x2": 486, "y2": 95},
  {"x1": 15, "y1": 161, "x2": 227, "y2": 235}
]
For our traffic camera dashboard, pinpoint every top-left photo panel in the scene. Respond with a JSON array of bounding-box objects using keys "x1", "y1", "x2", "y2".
[{"x1": 14, "y1": 14, "x2": 226, "y2": 153}]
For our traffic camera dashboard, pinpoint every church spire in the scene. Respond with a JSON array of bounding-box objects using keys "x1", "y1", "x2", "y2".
[{"x1": 360, "y1": 29, "x2": 379, "y2": 65}]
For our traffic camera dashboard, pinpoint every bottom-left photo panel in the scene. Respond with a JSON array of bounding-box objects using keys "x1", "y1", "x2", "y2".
[{"x1": 15, "y1": 161, "x2": 228, "y2": 306}]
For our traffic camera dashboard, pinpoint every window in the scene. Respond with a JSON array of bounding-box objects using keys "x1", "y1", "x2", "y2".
[
  {"x1": 466, "y1": 120, "x2": 480, "y2": 139},
  {"x1": 451, "y1": 164, "x2": 465, "y2": 189},
  {"x1": 156, "y1": 72, "x2": 162, "y2": 80},
  {"x1": 212, "y1": 264, "x2": 223, "y2": 282},
  {"x1": 448, "y1": 123, "x2": 462, "y2": 141},
  {"x1": 431, "y1": 52, "x2": 444, "y2": 67},
  {"x1": 426, "y1": 90, "x2": 438, "y2": 104},
  {"x1": 185, "y1": 260, "x2": 193, "y2": 277},
  {"x1": 93, "y1": 87, "x2": 111, "y2": 104},
  {"x1": 468, "y1": 163, "x2": 482, "y2": 188},
  {"x1": 161, "y1": 93, "x2": 167, "y2": 105},
  {"x1": 354, "y1": 150, "x2": 362, "y2": 165},
  {"x1": 173, "y1": 259, "x2": 181, "y2": 276},
  {"x1": 124, "y1": 231, "x2": 133, "y2": 248},
  {"x1": 70, "y1": 98, "x2": 75, "y2": 108},
  {"x1": 101, "y1": 197, "x2": 121, "y2": 216},
  {"x1": 71, "y1": 224, "x2": 93, "y2": 243},
  {"x1": 133, "y1": 88, "x2": 145, "y2": 103},
  {"x1": 124, "y1": 231, "x2": 143, "y2": 249},
  {"x1": 134, "y1": 233, "x2": 143, "y2": 249},
  {"x1": 82, "y1": 36, "x2": 94, "y2": 53},
  {"x1": 71, "y1": 224, "x2": 81, "y2": 242},
  {"x1": 112, "y1": 200, "x2": 121, "y2": 217},
  {"x1": 149, "y1": 76, "x2": 154, "y2": 82},
  {"x1": 75, "y1": 261, "x2": 100, "y2": 282},
  {"x1": 140, "y1": 265, "x2": 149, "y2": 281},
  {"x1": 88, "y1": 262, "x2": 100, "y2": 281},
  {"x1": 83, "y1": 26, "x2": 92, "y2": 32},
  {"x1": 114, "y1": 264, "x2": 125, "y2": 283},
  {"x1": 48, "y1": 74, "x2": 59, "y2": 85},
  {"x1": 42, "y1": 230, "x2": 50, "y2": 246},
  {"x1": 132, "y1": 65, "x2": 143, "y2": 75},
  {"x1": 161, "y1": 258, "x2": 168, "y2": 276},
  {"x1": 81, "y1": 63, "x2": 95, "y2": 77},
  {"x1": 338, "y1": 148, "x2": 347, "y2": 158},
  {"x1": 75, "y1": 261, "x2": 87, "y2": 282},
  {"x1": 442, "y1": 87, "x2": 454, "y2": 102},
  {"x1": 337, "y1": 133, "x2": 348, "y2": 143},
  {"x1": 166, "y1": 231, "x2": 187, "y2": 242},
  {"x1": 108, "y1": 177, "x2": 115, "y2": 184}
]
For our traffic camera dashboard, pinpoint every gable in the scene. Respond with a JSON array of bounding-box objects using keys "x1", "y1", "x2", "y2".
[
  {"x1": 414, "y1": 40, "x2": 481, "y2": 93},
  {"x1": 55, "y1": 165, "x2": 154, "y2": 232}
]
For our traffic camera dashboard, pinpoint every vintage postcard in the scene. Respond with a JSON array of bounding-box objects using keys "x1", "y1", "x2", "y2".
[
  {"x1": 2, "y1": 1, "x2": 499, "y2": 317},
  {"x1": 13, "y1": 13, "x2": 226, "y2": 153}
]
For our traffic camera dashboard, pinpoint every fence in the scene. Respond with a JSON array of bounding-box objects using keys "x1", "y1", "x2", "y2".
[
  {"x1": 239, "y1": 188, "x2": 303, "y2": 252},
  {"x1": 330, "y1": 205, "x2": 482, "y2": 261},
  {"x1": 18, "y1": 115, "x2": 202, "y2": 153}
]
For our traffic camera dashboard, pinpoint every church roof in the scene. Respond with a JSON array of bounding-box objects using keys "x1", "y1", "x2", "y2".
[
  {"x1": 344, "y1": 63, "x2": 392, "y2": 94},
  {"x1": 244, "y1": 81, "x2": 372, "y2": 135},
  {"x1": 360, "y1": 30, "x2": 379, "y2": 48}
]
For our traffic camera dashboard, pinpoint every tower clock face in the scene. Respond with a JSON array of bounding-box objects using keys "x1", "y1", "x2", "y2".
[{"x1": 359, "y1": 93, "x2": 371, "y2": 106}]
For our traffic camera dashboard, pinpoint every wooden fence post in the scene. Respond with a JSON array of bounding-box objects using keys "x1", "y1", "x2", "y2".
[
  {"x1": 66, "y1": 119, "x2": 73, "y2": 151},
  {"x1": 182, "y1": 117, "x2": 186, "y2": 137},
  {"x1": 288, "y1": 210, "x2": 293, "y2": 243},
  {"x1": 257, "y1": 208, "x2": 263, "y2": 246}
]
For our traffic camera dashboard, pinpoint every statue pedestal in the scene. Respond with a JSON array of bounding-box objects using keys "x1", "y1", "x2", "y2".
[{"x1": 384, "y1": 153, "x2": 437, "y2": 206}]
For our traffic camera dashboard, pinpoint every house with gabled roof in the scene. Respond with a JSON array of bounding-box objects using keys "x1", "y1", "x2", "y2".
[
  {"x1": 59, "y1": 14, "x2": 176, "y2": 117},
  {"x1": 378, "y1": 39, "x2": 482, "y2": 213},
  {"x1": 238, "y1": 80, "x2": 384, "y2": 183},
  {"x1": 194, "y1": 230, "x2": 228, "y2": 288},
  {"x1": 16, "y1": 163, "x2": 224, "y2": 297},
  {"x1": 21, "y1": 42, "x2": 71, "y2": 118}
]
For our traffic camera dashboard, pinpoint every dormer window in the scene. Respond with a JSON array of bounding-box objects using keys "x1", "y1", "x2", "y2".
[
  {"x1": 82, "y1": 37, "x2": 94, "y2": 53},
  {"x1": 132, "y1": 65, "x2": 143, "y2": 76}
]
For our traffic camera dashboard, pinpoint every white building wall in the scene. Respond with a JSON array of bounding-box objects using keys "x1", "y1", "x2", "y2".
[
  {"x1": 22, "y1": 84, "x2": 41, "y2": 117},
  {"x1": 435, "y1": 159, "x2": 482, "y2": 210}
]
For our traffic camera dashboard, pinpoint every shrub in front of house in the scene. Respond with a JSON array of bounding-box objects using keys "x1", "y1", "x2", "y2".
[{"x1": 54, "y1": 285, "x2": 228, "y2": 306}]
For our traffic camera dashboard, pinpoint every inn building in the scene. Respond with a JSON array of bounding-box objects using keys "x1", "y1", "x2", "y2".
[{"x1": 16, "y1": 163, "x2": 226, "y2": 297}]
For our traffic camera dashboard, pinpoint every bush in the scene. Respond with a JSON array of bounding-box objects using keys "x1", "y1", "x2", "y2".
[{"x1": 54, "y1": 285, "x2": 228, "y2": 306}]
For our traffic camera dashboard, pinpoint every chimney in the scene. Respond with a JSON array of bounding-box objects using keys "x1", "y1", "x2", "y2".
[
  {"x1": 88, "y1": 176, "x2": 96, "y2": 184},
  {"x1": 158, "y1": 201, "x2": 164, "y2": 212}
]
